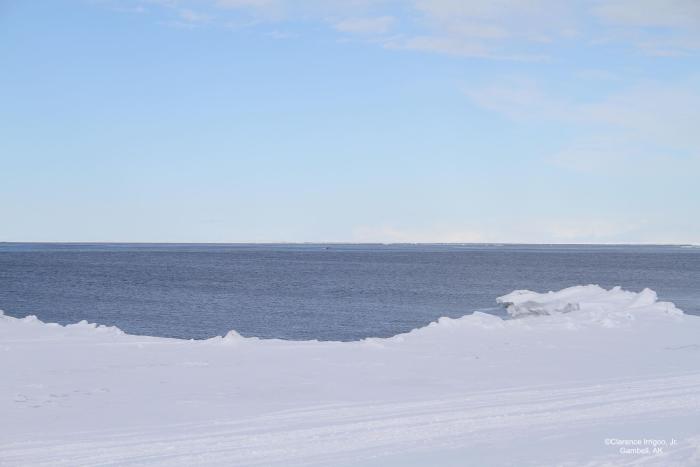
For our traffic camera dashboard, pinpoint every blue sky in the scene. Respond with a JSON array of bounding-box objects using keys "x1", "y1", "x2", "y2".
[{"x1": 1, "y1": 0, "x2": 699, "y2": 243}]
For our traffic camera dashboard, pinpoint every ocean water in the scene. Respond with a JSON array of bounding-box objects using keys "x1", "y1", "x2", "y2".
[{"x1": 0, "y1": 243, "x2": 698, "y2": 341}]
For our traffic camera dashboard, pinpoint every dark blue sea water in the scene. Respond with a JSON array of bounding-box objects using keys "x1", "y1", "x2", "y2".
[{"x1": 0, "y1": 243, "x2": 698, "y2": 341}]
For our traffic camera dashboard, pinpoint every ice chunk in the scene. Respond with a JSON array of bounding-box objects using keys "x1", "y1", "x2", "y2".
[{"x1": 497, "y1": 285, "x2": 683, "y2": 320}]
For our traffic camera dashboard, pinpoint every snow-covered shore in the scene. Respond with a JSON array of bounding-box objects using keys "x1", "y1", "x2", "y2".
[{"x1": 2, "y1": 285, "x2": 699, "y2": 466}]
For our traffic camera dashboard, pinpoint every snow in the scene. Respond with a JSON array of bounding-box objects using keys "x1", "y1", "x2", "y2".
[
  {"x1": 497, "y1": 285, "x2": 682, "y2": 322},
  {"x1": 1, "y1": 285, "x2": 700, "y2": 466}
]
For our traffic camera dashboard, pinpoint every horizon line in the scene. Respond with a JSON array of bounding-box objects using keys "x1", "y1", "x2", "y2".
[{"x1": 1, "y1": 241, "x2": 697, "y2": 247}]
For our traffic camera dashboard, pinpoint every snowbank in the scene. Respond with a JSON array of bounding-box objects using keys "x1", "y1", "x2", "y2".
[
  {"x1": 1, "y1": 286, "x2": 699, "y2": 466},
  {"x1": 497, "y1": 284, "x2": 683, "y2": 326}
]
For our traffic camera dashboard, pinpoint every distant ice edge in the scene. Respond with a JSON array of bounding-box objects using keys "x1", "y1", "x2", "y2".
[{"x1": 0, "y1": 285, "x2": 686, "y2": 343}]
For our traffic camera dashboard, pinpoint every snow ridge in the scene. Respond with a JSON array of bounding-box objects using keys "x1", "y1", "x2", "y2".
[{"x1": 0, "y1": 285, "x2": 685, "y2": 343}]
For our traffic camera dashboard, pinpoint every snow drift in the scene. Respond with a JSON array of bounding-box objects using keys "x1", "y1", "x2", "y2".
[
  {"x1": 1, "y1": 286, "x2": 699, "y2": 466},
  {"x1": 497, "y1": 284, "x2": 682, "y2": 322}
]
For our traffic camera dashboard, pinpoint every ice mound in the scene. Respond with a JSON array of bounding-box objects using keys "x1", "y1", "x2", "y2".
[
  {"x1": 497, "y1": 285, "x2": 683, "y2": 324},
  {"x1": 205, "y1": 328, "x2": 260, "y2": 345}
]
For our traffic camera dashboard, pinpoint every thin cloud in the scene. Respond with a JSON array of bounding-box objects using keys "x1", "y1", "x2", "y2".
[
  {"x1": 334, "y1": 16, "x2": 394, "y2": 35},
  {"x1": 463, "y1": 75, "x2": 700, "y2": 178},
  {"x1": 592, "y1": 0, "x2": 700, "y2": 54},
  {"x1": 179, "y1": 9, "x2": 210, "y2": 23},
  {"x1": 110, "y1": 0, "x2": 700, "y2": 58}
]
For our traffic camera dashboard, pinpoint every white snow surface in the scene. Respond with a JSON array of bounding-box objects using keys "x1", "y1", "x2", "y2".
[
  {"x1": 1, "y1": 285, "x2": 700, "y2": 466},
  {"x1": 497, "y1": 285, "x2": 682, "y2": 321}
]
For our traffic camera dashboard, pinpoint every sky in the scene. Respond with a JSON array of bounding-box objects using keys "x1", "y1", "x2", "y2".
[{"x1": 1, "y1": 0, "x2": 699, "y2": 244}]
